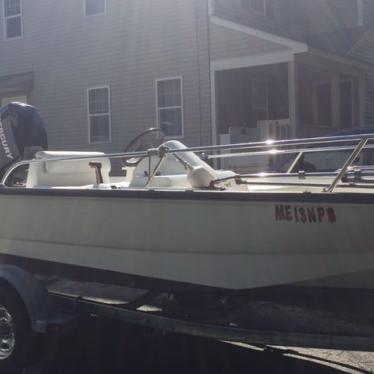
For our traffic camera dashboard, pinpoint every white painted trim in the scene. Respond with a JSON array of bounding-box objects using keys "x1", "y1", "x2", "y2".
[
  {"x1": 359, "y1": 73, "x2": 366, "y2": 126},
  {"x1": 207, "y1": 0, "x2": 215, "y2": 16},
  {"x1": 210, "y1": 51, "x2": 295, "y2": 145},
  {"x1": 3, "y1": 0, "x2": 23, "y2": 40},
  {"x1": 210, "y1": 69, "x2": 217, "y2": 145},
  {"x1": 155, "y1": 77, "x2": 184, "y2": 139},
  {"x1": 288, "y1": 60, "x2": 298, "y2": 137},
  {"x1": 249, "y1": 0, "x2": 274, "y2": 19},
  {"x1": 84, "y1": 0, "x2": 107, "y2": 17},
  {"x1": 263, "y1": 0, "x2": 275, "y2": 19},
  {"x1": 357, "y1": 0, "x2": 364, "y2": 26},
  {"x1": 211, "y1": 50, "x2": 294, "y2": 71},
  {"x1": 210, "y1": 15, "x2": 308, "y2": 53},
  {"x1": 87, "y1": 85, "x2": 112, "y2": 144}
]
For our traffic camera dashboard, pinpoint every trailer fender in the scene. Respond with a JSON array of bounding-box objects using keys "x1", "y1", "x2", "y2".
[{"x1": 0, "y1": 265, "x2": 53, "y2": 333}]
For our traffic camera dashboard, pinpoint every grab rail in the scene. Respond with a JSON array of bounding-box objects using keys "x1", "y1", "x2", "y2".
[
  {"x1": 324, "y1": 137, "x2": 369, "y2": 192},
  {"x1": 3, "y1": 133, "x2": 374, "y2": 191}
]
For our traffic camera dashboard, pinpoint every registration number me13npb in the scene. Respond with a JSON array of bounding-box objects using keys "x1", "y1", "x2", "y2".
[{"x1": 275, "y1": 205, "x2": 336, "y2": 224}]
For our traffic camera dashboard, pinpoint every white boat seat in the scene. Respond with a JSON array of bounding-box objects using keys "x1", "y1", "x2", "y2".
[
  {"x1": 26, "y1": 151, "x2": 111, "y2": 188},
  {"x1": 187, "y1": 166, "x2": 236, "y2": 188}
]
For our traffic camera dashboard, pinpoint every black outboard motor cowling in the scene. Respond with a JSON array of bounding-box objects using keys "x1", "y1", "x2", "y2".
[{"x1": 0, "y1": 102, "x2": 48, "y2": 179}]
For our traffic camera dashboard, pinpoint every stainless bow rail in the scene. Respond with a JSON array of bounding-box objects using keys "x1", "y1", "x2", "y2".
[{"x1": 3, "y1": 133, "x2": 374, "y2": 193}]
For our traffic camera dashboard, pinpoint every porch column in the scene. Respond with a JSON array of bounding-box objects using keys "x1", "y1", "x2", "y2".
[
  {"x1": 331, "y1": 71, "x2": 340, "y2": 128},
  {"x1": 288, "y1": 59, "x2": 298, "y2": 137},
  {"x1": 359, "y1": 73, "x2": 366, "y2": 126}
]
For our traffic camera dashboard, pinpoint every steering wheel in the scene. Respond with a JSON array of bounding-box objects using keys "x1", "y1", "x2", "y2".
[{"x1": 123, "y1": 128, "x2": 165, "y2": 167}]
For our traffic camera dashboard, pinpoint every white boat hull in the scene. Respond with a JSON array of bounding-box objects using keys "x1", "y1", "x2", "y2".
[{"x1": 1, "y1": 189, "x2": 374, "y2": 292}]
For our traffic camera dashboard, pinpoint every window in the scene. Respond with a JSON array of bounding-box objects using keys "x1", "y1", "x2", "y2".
[
  {"x1": 85, "y1": 0, "x2": 106, "y2": 16},
  {"x1": 3, "y1": 0, "x2": 22, "y2": 39},
  {"x1": 246, "y1": 0, "x2": 275, "y2": 18},
  {"x1": 1, "y1": 95, "x2": 27, "y2": 107},
  {"x1": 88, "y1": 87, "x2": 111, "y2": 143},
  {"x1": 156, "y1": 78, "x2": 183, "y2": 138}
]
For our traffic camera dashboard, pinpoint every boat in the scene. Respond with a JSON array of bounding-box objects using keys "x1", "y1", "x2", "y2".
[{"x1": 1, "y1": 102, "x2": 374, "y2": 300}]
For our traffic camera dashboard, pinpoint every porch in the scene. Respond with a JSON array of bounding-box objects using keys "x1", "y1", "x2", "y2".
[{"x1": 213, "y1": 52, "x2": 367, "y2": 146}]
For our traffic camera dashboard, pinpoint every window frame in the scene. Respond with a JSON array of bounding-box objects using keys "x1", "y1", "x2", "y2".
[
  {"x1": 155, "y1": 76, "x2": 184, "y2": 139},
  {"x1": 3, "y1": 0, "x2": 23, "y2": 40},
  {"x1": 84, "y1": 0, "x2": 107, "y2": 17},
  {"x1": 87, "y1": 86, "x2": 112, "y2": 144},
  {"x1": 249, "y1": 0, "x2": 275, "y2": 19}
]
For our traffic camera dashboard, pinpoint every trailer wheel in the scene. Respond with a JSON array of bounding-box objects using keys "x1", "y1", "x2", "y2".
[{"x1": 0, "y1": 285, "x2": 36, "y2": 374}]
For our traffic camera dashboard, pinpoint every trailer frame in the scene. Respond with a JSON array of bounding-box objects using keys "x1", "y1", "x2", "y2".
[{"x1": 1, "y1": 265, "x2": 374, "y2": 373}]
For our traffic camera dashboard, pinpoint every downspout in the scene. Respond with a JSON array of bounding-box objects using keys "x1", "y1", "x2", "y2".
[
  {"x1": 357, "y1": 0, "x2": 364, "y2": 26},
  {"x1": 207, "y1": 0, "x2": 215, "y2": 146},
  {"x1": 194, "y1": 0, "x2": 204, "y2": 146}
]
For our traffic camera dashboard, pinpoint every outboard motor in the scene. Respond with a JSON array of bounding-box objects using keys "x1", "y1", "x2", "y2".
[{"x1": 0, "y1": 102, "x2": 48, "y2": 179}]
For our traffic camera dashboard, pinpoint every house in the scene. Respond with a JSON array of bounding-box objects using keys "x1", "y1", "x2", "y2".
[
  {"x1": 211, "y1": 0, "x2": 374, "y2": 146},
  {"x1": 0, "y1": 0, "x2": 374, "y2": 154}
]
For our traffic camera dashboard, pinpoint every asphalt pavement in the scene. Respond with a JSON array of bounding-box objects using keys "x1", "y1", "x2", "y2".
[{"x1": 24, "y1": 316, "x2": 374, "y2": 374}]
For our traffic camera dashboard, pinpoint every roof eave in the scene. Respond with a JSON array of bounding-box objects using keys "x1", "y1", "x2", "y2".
[{"x1": 210, "y1": 15, "x2": 308, "y2": 53}]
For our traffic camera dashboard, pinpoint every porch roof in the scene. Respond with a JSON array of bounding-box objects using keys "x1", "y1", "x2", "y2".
[{"x1": 210, "y1": 16, "x2": 374, "y2": 71}]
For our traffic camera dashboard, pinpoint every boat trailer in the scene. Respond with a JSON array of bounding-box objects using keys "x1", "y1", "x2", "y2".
[{"x1": 1, "y1": 265, "x2": 374, "y2": 373}]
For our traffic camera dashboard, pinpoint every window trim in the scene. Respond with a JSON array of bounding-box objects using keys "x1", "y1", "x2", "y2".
[
  {"x1": 3, "y1": 0, "x2": 23, "y2": 40},
  {"x1": 155, "y1": 76, "x2": 184, "y2": 139},
  {"x1": 87, "y1": 85, "x2": 112, "y2": 144},
  {"x1": 84, "y1": 0, "x2": 107, "y2": 17},
  {"x1": 249, "y1": 0, "x2": 274, "y2": 19}
]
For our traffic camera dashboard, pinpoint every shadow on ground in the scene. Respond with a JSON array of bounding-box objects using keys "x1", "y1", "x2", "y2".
[{"x1": 35, "y1": 317, "x2": 366, "y2": 374}]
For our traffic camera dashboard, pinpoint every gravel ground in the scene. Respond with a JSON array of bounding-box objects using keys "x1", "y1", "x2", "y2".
[{"x1": 24, "y1": 317, "x2": 374, "y2": 374}]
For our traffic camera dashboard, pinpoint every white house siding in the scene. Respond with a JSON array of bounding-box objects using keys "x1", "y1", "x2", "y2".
[
  {"x1": 213, "y1": 0, "x2": 285, "y2": 36},
  {"x1": 0, "y1": 0, "x2": 212, "y2": 152},
  {"x1": 348, "y1": 29, "x2": 374, "y2": 124},
  {"x1": 209, "y1": 23, "x2": 287, "y2": 62},
  {"x1": 213, "y1": 0, "x2": 359, "y2": 40},
  {"x1": 363, "y1": 0, "x2": 374, "y2": 26}
]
